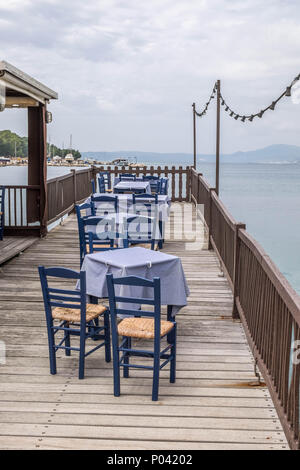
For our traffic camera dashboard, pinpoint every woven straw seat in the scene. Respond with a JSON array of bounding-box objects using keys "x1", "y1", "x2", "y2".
[
  {"x1": 86, "y1": 243, "x2": 117, "y2": 253},
  {"x1": 118, "y1": 317, "x2": 174, "y2": 339},
  {"x1": 52, "y1": 303, "x2": 106, "y2": 323}
]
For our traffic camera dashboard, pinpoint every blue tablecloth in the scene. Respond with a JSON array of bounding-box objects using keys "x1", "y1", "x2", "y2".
[
  {"x1": 80, "y1": 247, "x2": 190, "y2": 315},
  {"x1": 114, "y1": 181, "x2": 151, "y2": 194},
  {"x1": 87, "y1": 193, "x2": 170, "y2": 220}
]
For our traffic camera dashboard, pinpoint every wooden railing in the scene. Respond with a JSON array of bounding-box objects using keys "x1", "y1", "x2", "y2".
[
  {"x1": 3, "y1": 185, "x2": 41, "y2": 235},
  {"x1": 190, "y1": 167, "x2": 300, "y2": 449},
  {"x1": 46, "y1": 168, "x2": 95, "y2": 225},
  {"x1": 94, "y1": 165, "x2": 191, "y2": 202}
]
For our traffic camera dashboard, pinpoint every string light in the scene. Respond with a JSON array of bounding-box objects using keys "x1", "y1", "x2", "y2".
[{"x1": 194, "y1": 74, "x2": 300, "y2": 122}]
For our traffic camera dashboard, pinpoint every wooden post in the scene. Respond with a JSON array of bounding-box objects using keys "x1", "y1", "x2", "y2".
[
  {"x1": 232, "y1": 222, "x2": 246, "y2": 319},
  {"x1": 27, "y1": 104, "x2": 47, "y2": 236},
  {"x1": 215, "y1": 80, "x2": 221, "y2": 196},
  {"x1": 192, "y1": 103, "x2": 196, "y2": 169}
]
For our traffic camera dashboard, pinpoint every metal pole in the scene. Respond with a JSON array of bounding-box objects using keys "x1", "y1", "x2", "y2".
[
  {"x1": 215, "y1": 80, "x2": 221, "y2": 195},
  {"x1": 192, "y1": 103, "x2": 196, "y2": 169}
]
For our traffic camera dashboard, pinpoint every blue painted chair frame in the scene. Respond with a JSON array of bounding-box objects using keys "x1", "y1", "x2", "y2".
[
  {"x1": 160, "y1": 178, "x2": 169, "y2": 195},
  {"x1": 78, "y1": 215, "x2": 119, "y2": 266},
  {"x1": 98, "y1": 175, "x2": 106, "y2": 193},
  {"x1": 119, "y1": 173, "x2": 136, "y2": 181},
  {"x1": 100, "y1": 172, "x2": 112, "y2": 191},
  {"x1": 91, "y1": 194, "x2": 118, "y2": 215},
  {"x1": 38, "y1": 266, "x2": 111, "y2": 379},
  {"x1": 0, "y1": 186, "x2": 5, "y2": 241},
  {"x1": 126, "y1": 215, "x2": 159, "y2": 250},
  {"x1": 75, "y1": 203, "x2": 96, "y2": 266},
  {"x1": 106, "y1": 274, "x2": 176, "y2": 401}
]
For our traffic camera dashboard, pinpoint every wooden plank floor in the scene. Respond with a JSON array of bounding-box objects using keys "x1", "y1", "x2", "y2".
[
  {"x1": 0, "y1": 204, "x2": 289, "y2": 450},
  {"x1": 0, "y1": 236, "x2": 38, "y2": 266}
]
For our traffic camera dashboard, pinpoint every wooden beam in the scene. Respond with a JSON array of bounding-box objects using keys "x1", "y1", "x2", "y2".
[
  {"x1": 5, "y1": 97, "x2": 39, "y2": 108},
  {"x1": 27, "y1": 104, "x2": 47, "y2": 236}
]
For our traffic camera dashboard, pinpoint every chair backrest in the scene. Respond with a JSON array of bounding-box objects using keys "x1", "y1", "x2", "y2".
[
  {"x1": 126, "y1": 215, "x2": 158, "y2": 250},
  {"x1": 38, "y1": 266, "x2": 86, "y2": 322},
  {"x1": 100, "y1": 172, "x2": 112, "y2": 190},
  {"x1": 106, "y1": 273, "x2": 161, "y2": 328},
  {"x1": 91, "y1": 179, "x2": 96, "y2": 194},
  {"x1": 75, "y1": 202, "x2": 95, "y2": 220},
  {"x1": 84, "y1": 216, "x2": 121, "y2": 253},
  {"x1": 98, "y1": 175, "x2": 106, "y2": 193},
  {"x1": 160, "y1": 178, "x2": 169, "y2": 195},
  {"x1": 91, "y1": 194, "x2": 118, "y2": 214},
  {"x1": 132, "y1": 193, "x2": 158, "y2": 217},
  {"x1": 142, "y1": 175, "x2": 159, "y2": 181},
  {"x1": 119, "y1": 173, "x2": 136, "y2": 181},
  {"x1": 82, "y1": 216, "x2": 118, "y2": 256}
]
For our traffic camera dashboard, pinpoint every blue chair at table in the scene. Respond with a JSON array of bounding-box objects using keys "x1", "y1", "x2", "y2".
[
  {"x1": 75, "y1": 201, "x2": 95, "y2": 220},
  {"x1": 38, "y1": 266, "x2": 111, "y2": 380},
  {"x1": 98, "y1": 175, "x2": 106, "y2": 193},
  {"x1": 100, "y1": 172, "x2": 112, "y2": 192},
  {"x1": 142, "y1": 175, "x2": 161, "y2": 194},
  {"x1": 91, "y1": 194, "x2": 118, "y2": 215},
  {"x1": 160, "y1": 178, "x2": 169, "y2": 195},
  {"x1": 106, "y1": 274, "x2": 176, "y2": 401},
  {"x1": 77, "y1": 215, "x2": 118, "y2": 266},
  {"x1": 0, "y1": 186, "x2": 5, "y2": 241},
  {"x1": 126, "y1": 215, "x2": 159, "y2": 250},
  {"x1": 119, "y1": 173, "x2": 136, "y2": 181},
  {"x1": 132, "y1": 193, "x2": 158, "y2": 217}
]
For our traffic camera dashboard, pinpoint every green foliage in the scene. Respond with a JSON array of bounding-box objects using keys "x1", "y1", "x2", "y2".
[
  {"x1": 0, "y1": 130, "x2": 81, "y2": 159},
  {"x1": 0, "y1": 130, "x2": 28, "y2": 157}
]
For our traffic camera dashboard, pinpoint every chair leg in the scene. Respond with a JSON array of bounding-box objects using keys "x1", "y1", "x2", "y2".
[
  {"x1": 113, "y1": 344, "x2": 121, "y2": 397},
  {"x1": 104, "y1": 310, "x2": 111, "y2": 363},
  {"x1": 46, "y1": 320, "x2": 57, "y2": 375},
  {"x1": 170, "y1": 324, "x2": 176, "y2": 383},
  {"x1": 79, "y1": 326, "x2": 86, "y2": 380},
  {"x1": 123, "y1": 337, "x2": 131, "y2": 378},
  {"x1": 152, "y1": 346, "x2": 160, "y2": 401},
  {"x1": 64, "y1": 322, "x2": 71, "y2": 356}
]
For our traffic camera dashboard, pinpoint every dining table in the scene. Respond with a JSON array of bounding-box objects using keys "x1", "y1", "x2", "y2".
[
  {"x1": 80, "y1": 247, "x2": 190, "y2": 317},
  {"x1": 113, "y1": 180, "x2": 152, "y2": 194}
]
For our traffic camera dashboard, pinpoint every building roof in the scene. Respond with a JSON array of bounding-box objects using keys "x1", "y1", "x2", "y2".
[{"x1": 0, "y1": 61, "x2": 58, "y2": 105}]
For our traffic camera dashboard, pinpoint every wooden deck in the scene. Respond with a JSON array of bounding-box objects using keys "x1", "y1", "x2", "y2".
[
  {"x1": 0, "y1": 236, "x2": 38, "y2": 266},
  {"x1": 0, "y1": 204, "x2": 289, "y2": 450}
]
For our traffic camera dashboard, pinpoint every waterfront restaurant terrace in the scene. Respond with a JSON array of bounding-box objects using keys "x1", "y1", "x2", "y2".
[{"x1": 0, "y1": 63, "x2": 299, "y2": 450}]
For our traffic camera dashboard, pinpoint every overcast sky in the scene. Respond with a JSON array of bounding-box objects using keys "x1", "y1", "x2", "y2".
[{"x1": 0, "y1": 0, "x2": 299, "y2": 154}]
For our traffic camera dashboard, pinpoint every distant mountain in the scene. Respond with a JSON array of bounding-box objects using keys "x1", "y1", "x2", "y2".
[{"x1": 82, "y1": 144, "x2": 300, "y2": 164}]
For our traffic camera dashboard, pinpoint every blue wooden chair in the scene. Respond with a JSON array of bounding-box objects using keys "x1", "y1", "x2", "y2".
[
  {"x1": 91, "y1": 194, "x2": 118, "y2": 215},
  {"x1": 38, "y1": 266, "x2": 111, "y2": 379},
  {"x1": 126, "y1": 215, "x2": 159, "y2": 250},
  {"x1": 98, "y1": 175, "x2": 106, "y2": 193},
  {"x1": 106, "y1": 274, "x2": 176, "y2": 401},
  {"x1": 100, "y1": 172, "x2": 112, "y2": 192},
  {"x1": 75, "y1": 201, "x2": 95, "y2": 220},
  {"x1": 132, "y1": 193, "x2": 158, "y2": 217},
  {"x1": 91, "y1": 179, "x2": 96, "y2": 194},
  {"x1": 77, "y1": 215, "x2": 118, "y2": 266},
  {"x1": 119, "y1": 173, "x2": 136, "y2": 181},
  {"x1": 160, "y1": 178, "x2": 169, "y2": 195},
  {"x1": 0, "y1": 186, "x2": 5, "y2": 241},
  {"x1": 142, "y1": 175, "x2": 161, "y2": 194}
]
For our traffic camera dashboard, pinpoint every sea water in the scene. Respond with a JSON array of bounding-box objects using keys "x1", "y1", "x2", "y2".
[{"x1": 0, "y1": 162, "x2": 299, "y2": 294}]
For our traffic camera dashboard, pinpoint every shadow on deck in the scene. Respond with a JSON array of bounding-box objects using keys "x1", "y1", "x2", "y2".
[{"x1": 0, "y1": 204, "x2": 289, "y2": 450}]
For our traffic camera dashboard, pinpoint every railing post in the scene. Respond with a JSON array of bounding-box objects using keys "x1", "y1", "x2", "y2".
[
  {"x1": 208, "y1": 188, "x2": 214, "y2": 250},
  {"x1": 192, "y1": 103, "x2": 196, "y2": 169},
  {"x1": 232, "y1": 222, "x2": 246, "y2": 319},
  {"x1": 71, "y1": 169, "x2": 77, "y2": 206},
  {"x1": 215, "y1": 80, "x2": 221, "y2": 196}
]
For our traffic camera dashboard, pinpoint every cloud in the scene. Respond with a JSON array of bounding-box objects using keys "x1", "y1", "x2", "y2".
[{"x1": 0, "y1": 0, "x2": 298, "y2": 153}]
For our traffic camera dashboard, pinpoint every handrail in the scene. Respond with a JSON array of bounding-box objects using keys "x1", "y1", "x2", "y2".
[{"x1": 190, "y1": 167, "x2": 300, "y2": 449}]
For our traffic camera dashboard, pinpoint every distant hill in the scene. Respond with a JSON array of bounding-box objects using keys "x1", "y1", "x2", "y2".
[{"x1": 82, "y1": 144, "x2": 300, "y2": 164}]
